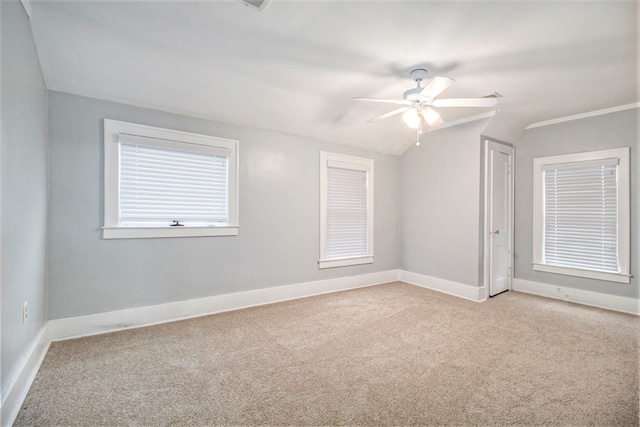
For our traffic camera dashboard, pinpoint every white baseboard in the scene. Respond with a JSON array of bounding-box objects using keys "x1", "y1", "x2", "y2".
[
  {"x1": 1, "y1": 326, "x2": 50, "y2": 427},
  {"x1": 399, "y1": 270, "x2": 485, "y2": 301},
  {"x1": 48, "y1": 269, "x2": 402, "y2": 341},
  {"x1": 49, "y1": 268, "x2": 487, "y2": 342},
  {"x1": 8, "y1": 271, "x2": 635, "y2": 426},
  {"x1": 513, "y1": 278, "x2": 640, "y2": 315},
  {"x1": 4, "y1": 270, "x2": 399, "y2": 424}
]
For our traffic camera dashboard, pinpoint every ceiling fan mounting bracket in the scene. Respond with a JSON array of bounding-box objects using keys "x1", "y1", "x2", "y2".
[
  {"x1": 405, "y1": 69, "x2": 433, "y2": 101},
  {"x1": 410, "y1": 68, "x2": 428, "y2": 83}
]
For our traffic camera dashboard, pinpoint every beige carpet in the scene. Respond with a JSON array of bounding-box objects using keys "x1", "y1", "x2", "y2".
[{"x1": 14, "y1": 282, "x2": 640, "y2": 426}]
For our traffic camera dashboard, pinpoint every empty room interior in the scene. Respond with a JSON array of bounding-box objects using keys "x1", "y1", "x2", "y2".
[{"x1": 1, "y1": 0, "x2": 639, "y2": 425}]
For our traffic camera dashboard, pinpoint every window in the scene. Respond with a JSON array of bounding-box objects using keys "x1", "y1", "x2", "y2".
[
  {"x1": 319, "y1": 152, "x2": 374, "y2": 269},
  {"x1": 103, "y1": 119, "x2": 238, "y2": 239},
  {"x1": 533, "y1": 147, "x2": 630, "y2": 283}
]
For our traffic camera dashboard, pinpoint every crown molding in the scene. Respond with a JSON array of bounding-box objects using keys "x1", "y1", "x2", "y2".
[{"x1": 526, "y1": 102, "x2": 640, "y2": 130}]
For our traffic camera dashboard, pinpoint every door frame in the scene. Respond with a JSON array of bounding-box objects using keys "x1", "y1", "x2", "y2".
[{"x1": 483, "y1": 139, "x2": 514, "y2": 299}]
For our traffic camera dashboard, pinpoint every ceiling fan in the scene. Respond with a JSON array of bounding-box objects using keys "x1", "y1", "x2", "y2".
[{"x1": 353, "y1": 69, "x2": 499, "y2": 143}]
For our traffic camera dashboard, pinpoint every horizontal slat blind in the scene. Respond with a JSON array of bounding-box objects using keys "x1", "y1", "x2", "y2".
[
  {"x1": 543, "y1": 160, "x2": 618, "y2": 272},
  {"x1": 326, "y1": 166, "x2": 368, "y2": 259},
  {"x1": 120, "y1": 143, "x2": 228, "y2": 225}
]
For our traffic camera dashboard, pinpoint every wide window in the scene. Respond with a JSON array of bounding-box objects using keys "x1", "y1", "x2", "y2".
[
  {"x1": 319, "y1": 152, "x2": 374, "y2": 269},
  {"x1": 103, "y1": 119, "x2": 238, "y2": 239},
  {"x1": 533, "y1": 147, "x2": 630, "y2": 283}
]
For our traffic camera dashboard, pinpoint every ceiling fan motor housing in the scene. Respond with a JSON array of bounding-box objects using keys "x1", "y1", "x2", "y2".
[{"x1": 403, "y1": 87, "x2": 425, "y2": 101}]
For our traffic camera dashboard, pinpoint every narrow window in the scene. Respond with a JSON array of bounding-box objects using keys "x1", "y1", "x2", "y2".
[
  {"x1": 319, "y1": 152, "x2": 374, "y2": 269},
  {"x1": 533, "y1": 148, "x2": 630, "y2": 283}
]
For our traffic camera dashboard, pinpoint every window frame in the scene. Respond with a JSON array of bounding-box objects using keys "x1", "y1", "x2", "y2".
[
  {"x1": 103, "y1": 119, "x2": 239, "y2": 239},
  {"x1": 532, "y1": 147, "x2": 630, "y2": 283},
  {"x1": 319, "y1": 151, "x2": 374, "y2": 269}
]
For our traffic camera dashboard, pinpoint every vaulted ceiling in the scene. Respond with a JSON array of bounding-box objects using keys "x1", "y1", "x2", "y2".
[{"x1": 28, "y1": 0, "x2": 638, "y2": 155}]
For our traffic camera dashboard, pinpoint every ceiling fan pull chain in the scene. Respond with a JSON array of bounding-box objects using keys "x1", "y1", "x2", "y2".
[{"x1": 416, "y1": 110, "x2": 425, "y2": 146}]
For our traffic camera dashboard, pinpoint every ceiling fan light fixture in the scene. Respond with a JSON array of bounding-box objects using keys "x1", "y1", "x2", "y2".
[
  {"x1": 402, "y1": 108, "x2": 420, "y2": 128},
  {"x1": 407, "y1": 119, "x2": 420, "y2": 129}
]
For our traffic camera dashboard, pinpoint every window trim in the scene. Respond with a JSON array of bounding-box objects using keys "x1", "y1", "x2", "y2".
[
  {"x1": 103, "y1": 119, "x2": 239, "y2": 239},
  {"x1": 319, "y1": 151, "x2": 374, "y2": 269},
  {"x1": 532, "y1": 147, "x2": 630, "y2": 283}
]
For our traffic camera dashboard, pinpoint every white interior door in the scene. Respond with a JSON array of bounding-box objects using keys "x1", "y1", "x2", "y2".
[{"x1": 486, "y1": 141, "x2": 514, "y2": 297}]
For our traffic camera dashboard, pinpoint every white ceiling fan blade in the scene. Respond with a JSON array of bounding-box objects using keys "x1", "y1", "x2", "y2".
[
  {"x1": 367, "y1": 107, "x2": 410, "y2": 123},
  {"x1": 432, "y1": 97, "x2": 498, "y2": 108},
  {"x1": 420, "y1": 76, "x2": 455, "y2": 99},
  {"x1": 353, "y1": 97, "x2": 410, "y2": 105}
]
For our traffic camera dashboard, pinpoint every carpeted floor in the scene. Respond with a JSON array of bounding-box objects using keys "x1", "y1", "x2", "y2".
[{"x1": 14, "y1": 282, "x2": 640, "y2": 426}]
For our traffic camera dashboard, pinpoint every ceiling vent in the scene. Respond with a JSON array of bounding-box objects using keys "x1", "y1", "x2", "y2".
[{"x1": 237, "y1": 0, "x2": 270, "y2": 11}]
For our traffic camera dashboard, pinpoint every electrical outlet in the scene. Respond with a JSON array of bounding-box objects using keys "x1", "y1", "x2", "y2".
[{"x1": 23, "y1": 302, "x2": 28, "y2": 324}]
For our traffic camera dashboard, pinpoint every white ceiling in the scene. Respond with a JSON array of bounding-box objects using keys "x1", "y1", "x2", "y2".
[{"x1": 29, "y1": 0, "x2": 638, "y2": 155}]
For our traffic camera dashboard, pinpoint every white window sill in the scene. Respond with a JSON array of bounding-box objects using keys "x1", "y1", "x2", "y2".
[
  {"x1": 103, "y1": 226, "x2": 238, "y2": 239},
  {"x1": 532, "y1": 263, "x2": 630, "y2": 284},
  {"x1": 318, "y1": 256, "x2": 374, "y2": 269}
]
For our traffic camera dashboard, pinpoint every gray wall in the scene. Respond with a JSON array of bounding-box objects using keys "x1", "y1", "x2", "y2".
[
  {"x1": 1, "y1": 0, "x2": 49, "y2": 397},
  {"x1": 514, "y1": 109, "x2": 638, "y2": 299},
  {"x1": 47, "y1": 92, "x2": 400, "y2": 319},
  {"x1": 400, "y1": 119, "x2": 491, "y2": 287}
]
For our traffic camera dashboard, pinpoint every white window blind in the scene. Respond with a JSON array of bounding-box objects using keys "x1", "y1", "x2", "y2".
[
  {"x1": 319, "y1": 152, "x2": 373, "y2": 269},
  {"x1": 326, "y1": 165, "x2": 369, "y2": 259},
  {"x1": 119, "y1": 134, "x2": 229, "y2": 226},
  {"x1": 104, "y1": 120, "x2": 238, "y2": 239},
  {"x1": 542, "y1": 158, "x2": 619, "y2": 273}
]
